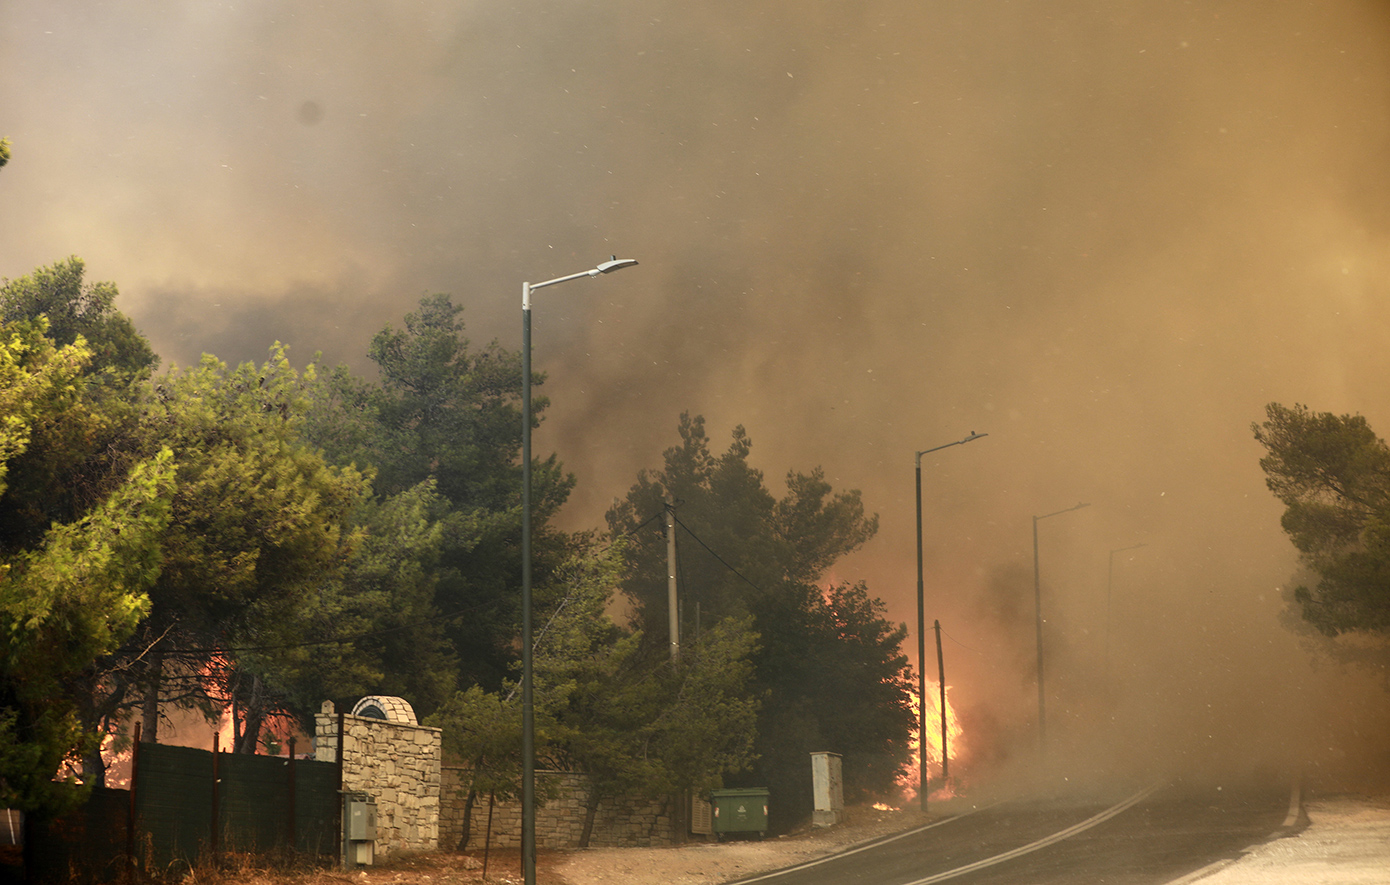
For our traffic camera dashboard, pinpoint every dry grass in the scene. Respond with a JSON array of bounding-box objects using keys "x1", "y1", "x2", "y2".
[{"x1": 166, "y1": 848, "x2": 571, "y2": 885}]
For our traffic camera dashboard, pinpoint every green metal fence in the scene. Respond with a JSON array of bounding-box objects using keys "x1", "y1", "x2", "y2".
[{"x1": 27, "y1": 742, "x2": 339, "y2": 883}]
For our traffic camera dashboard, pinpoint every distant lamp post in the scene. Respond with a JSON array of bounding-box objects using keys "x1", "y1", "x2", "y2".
[
  {"x1": 1105, "y1": 542, "x2": 1146, "y2": 673},
  {"x1": 521, "y1": 256, "x2": 637, "y2": 885},
  {"x1": 1032, "y1": 501, "x2": 1089, "y2": 754},
  {"x1": 914, "y1": 431, "x2": 987, "y2": 810}
]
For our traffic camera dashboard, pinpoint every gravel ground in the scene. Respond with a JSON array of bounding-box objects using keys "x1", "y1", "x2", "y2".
[{"x1": 1167, "y1": 793, "x2": 1390, "y2": 885}]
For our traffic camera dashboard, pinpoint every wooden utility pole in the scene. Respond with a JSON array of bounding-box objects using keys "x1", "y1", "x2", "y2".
[{"x1": 934, "y1": 620, "x2": 948, "y2": 782}]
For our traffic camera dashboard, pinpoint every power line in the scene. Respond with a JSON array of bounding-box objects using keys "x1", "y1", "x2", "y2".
[
  {"x1": 670, "y1": 513, "x2": 764, "y2": 592},
  {"x1": 937, "y1": 623, "x2": 983, "y2": 655}
]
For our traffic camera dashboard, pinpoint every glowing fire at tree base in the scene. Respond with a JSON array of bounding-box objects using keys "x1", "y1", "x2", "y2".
[{"x1": 885, "y1": 681, "x2": 963, "y2": 809}]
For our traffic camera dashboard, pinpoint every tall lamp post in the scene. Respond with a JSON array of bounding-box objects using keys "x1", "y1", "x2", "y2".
[
  {"x1": 1032, "y1": 501, "x2": 1089, "y2": 754},
  {"x1": 1105, "y1": 542, "x2": 1146, "y2": 673},
  {"x1": 521, "y1": 257, "x2": 637, "y2": 885},
  {"x1": 914, "y1": 431, "x2": 986, "y2": 810}
]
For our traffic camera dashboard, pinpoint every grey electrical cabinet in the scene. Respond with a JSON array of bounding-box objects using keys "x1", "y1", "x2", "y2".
[
  {"x1": 343, "y1": 794, "x2": 377, "y2": 867},
  {"x1": 347, "y1": 799, "x2": 377, "y2": 841}
]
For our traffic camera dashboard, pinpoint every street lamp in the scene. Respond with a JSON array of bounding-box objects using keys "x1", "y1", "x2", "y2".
[
  {"x1": 521, "y1": 256, "x2": 637, "y2": 885},
  {"x1": 1105, "y1": 543, "x2": 1146, "y2": 673},
  {"x1": 1032, "y1": 501, "x2": 1089, "y2": 754},
  {"x1": 914, "y1": 431, "x2": 986, "y2": 810}
]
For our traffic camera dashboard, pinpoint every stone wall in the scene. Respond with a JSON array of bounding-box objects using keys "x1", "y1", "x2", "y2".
[
  {"x1": 314, "y1": 701, "x2": 442, "y2": 858},
  {"x1": 439, "y1": 767, "x2": 678, "y2": 849}
]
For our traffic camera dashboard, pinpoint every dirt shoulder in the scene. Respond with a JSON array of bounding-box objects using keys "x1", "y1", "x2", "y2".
[
  {"x1": 190, "y1": 802, "x2": 933, "y2": 885},
  {"x1": 552, "y1": 803, "x2": 933, "y2": 885}
]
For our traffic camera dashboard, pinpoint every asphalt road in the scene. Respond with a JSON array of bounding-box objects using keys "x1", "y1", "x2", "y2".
[{"x1": 736, "y1": 780, "x2": 1297, "y2": 885}]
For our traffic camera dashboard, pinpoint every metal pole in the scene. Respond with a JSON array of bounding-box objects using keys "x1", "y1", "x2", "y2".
[
  {"x1": 518, "y1": 258, "x2": 635, "y2": 885},
  {"x1": 915, "y1": 460, "x2": 927, "y2": 811},
  {"x1": 1032, "y1": 502, "x2": 1090, "y2": 755},
  {"x1": 1033, "y1": 514, "x2": 1044, "y2": 753},
  {"x1": 521, "y1": 286, "x2": 536, "y2": 885},
  {"x1": 1106, "y1": 549, "x2": 1114, "y2": 675},
  {"x1": 1105, "y1": 543, "x2": 1146, "y2": 674},
  {"x1": 211, "y1": 732, "x2": 221, "y2": 862},
  {"x1": 287, "y1": 737, "x2": 297, "y2": 854},
  {"x1": 127, "y1": 722, "x2": 140, "y2": 883},
  {"x1": 914, "y1": 431, "x2": 986, "y2": 809}
]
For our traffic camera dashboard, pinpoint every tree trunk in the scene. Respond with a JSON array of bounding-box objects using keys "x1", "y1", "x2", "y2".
[
  {"x1": 141, "y1": 647, "x2": 163, "y2": 742},
  {"x1": 81, "y1": 740, "x2": 107, "y2": 788},
  {"x1": 457, "y1": 787, "x2": 477, "y2": 851},
  {"x1": 578, "y1": 790, "x2": 602, "y2": 849},
  {"x1": 232, "y1": 672, "x2": 265, "y2": 754}
]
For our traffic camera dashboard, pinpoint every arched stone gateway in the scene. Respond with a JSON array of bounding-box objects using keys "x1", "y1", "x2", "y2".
[
  {"x1": 317, "y1": 699, "x2": 441, "y2": 859},
  {"x1": 350, "y1": 695, "x2": 418, "y2": 725}
]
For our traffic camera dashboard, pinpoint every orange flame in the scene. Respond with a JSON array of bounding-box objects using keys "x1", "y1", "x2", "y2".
[{"x1": 893, "y1": 681, "x2": 963, "y2": 808}]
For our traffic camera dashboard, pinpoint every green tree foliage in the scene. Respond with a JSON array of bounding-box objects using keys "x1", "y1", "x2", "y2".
[
  {"x1": 606, "y1": 414, "x2": 910, "y2": 830},
  {"x1": 0, "y1": 323, "x2": 177, "y2": 813},
  {"x1": 1254, "y1": 402, "x2": 1390, "y2": 636},
  {"x1": 429, "y1": 538, "x2": 758, "y2": 849},
  {"x1": 606, "y1": 414, "x2": 879, "y2": 628},
  {"x1": 749, "y1": 582, "x2": 914, "y2": 810},
  {"x1": 0, "y1": 137, "x2": 10, "y2": 168},
  {"x1": 0, "y1": 262, "x2": 462, "y2": 790},
  {"x1": 537, "y1": 541, "x2": 758, "y2": 847},
  {"x1": 428, "y1": 684, "x2": 522, "y2": 849},
  {"x1": 113, "y1": 348, "x2": 371, "y2": 754},
  {"x1": 0, "y1": 257, "x2": 157, "y2": 385},
  {"x1": 0, "y1": 261, "x2": 157, "y2": 552},
  {"x1": 268, "y1": 478, "x2": 458, "y2": 721},
  {"x1": 305, "y1": 293, "x2": 574, "y2": 695}
]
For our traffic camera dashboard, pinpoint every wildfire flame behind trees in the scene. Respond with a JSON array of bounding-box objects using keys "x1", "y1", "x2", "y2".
[
  {"x1": 893, "y1": 681, "x2": 964, "y2": 807},
  {"x1": 0, "y1": 261, "x2": 410, "y2": 799},
  {"x1": 3, "y1": 267, "x2": 916, "y2": 825},
  {"x1": 0, "y1": 281, "x2": 604, "y2": 801},
  {"x1": 606, "y1": 414, "x2": 918, "y2": 829}
]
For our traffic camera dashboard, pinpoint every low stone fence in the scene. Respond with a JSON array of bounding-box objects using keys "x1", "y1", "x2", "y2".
[
  {"x1": 439, "y1": 767, "x2": 678, "y2": 849},
  {"x1": 314, "y1": 699, "x2": 442, "y2": 858}
]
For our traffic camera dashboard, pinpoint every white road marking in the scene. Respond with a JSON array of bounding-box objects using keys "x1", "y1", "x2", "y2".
[
  {"x1": 902, "y1": 783, "x2": 1165, "y2": 885},
  {"x1": 735, "y1": 804, "x2": 994, "y2": 884}
]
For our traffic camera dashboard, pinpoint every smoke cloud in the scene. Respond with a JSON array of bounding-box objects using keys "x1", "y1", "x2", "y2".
[{"x1": 4, "y1": 1, "x2": 1389, "y2": 790}]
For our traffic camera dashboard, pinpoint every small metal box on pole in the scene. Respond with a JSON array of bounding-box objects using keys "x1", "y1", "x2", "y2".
[{"x1": 810, "y1": 752, "x2": 844, "y2": 828}]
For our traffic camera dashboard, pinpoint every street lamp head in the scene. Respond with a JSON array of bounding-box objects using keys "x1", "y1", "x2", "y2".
[
  {"x1": 595, "y1": 256, "x2": 639, "y2": 274},
  {"x1": 916, "y1": 430, "x2": 989, "y2": 462}
]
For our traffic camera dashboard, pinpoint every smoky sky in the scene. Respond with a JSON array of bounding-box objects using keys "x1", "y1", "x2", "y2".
[{"x1": 5, "y1": 2, "x2": 1390, "y2": 785}]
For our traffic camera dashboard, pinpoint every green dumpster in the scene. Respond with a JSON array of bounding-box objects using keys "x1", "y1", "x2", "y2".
[{"x1": 709, "y1": 788, "x2": 769, "y2": 838}]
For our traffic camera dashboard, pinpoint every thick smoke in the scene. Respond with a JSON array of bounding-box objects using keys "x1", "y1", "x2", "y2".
[{"x1": 4, "y1": 2, "x2": 1389, "y2": 791}]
